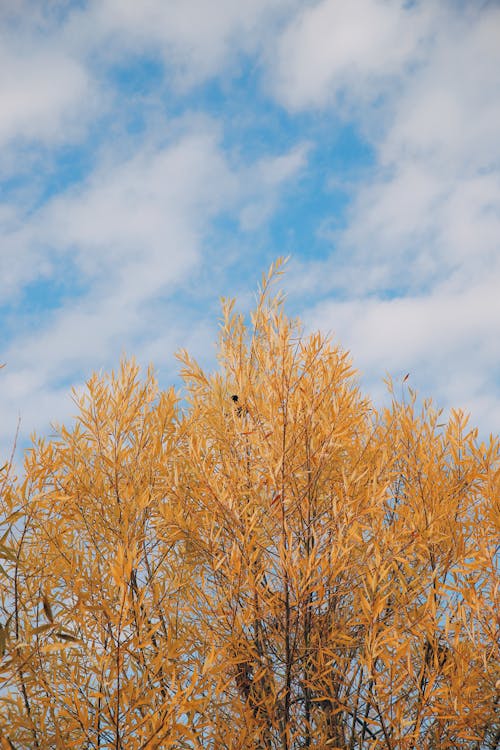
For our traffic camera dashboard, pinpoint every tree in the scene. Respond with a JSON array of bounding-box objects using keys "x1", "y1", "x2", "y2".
[
  {"x1": 0, "y1": 364, "x2": 205, "y2": 749},
  {"x1": 1, "y1": 260, "x2": 498, "y2": 748}
]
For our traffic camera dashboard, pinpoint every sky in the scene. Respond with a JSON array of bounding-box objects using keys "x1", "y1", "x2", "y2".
[{"x1": 1, "y1": 0, "x2": 499, "y2": 461}]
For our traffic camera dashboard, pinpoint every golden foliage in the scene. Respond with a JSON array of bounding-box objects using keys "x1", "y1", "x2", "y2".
[{"x1": 0, "y1": 260, "x2": 498, "y2": 749}]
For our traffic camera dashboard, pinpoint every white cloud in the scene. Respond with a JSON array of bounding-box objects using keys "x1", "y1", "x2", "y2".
[
  {"x1": 1, "y1": 0, "x2": 498, "y2": 461},
  {"x1": 0, "y1": 50, "x2": 92, "y2": 146},
  {"x1": 3, "y1": 127, "x2": 308, "y2": 301},
  {"x1": 274, "y1": 1, "x2": 500, "y2": 435},
  {"x1": 332, "y1": 4, "x2": 500, "y2": 294},
  {"x1": 0, "y1": 208, "x2": 57, "y2": 303},
  {"x1": 0, "y1": 127, "x2": 233, "y2": 378},
  {"x1": 0, "y1": 121, "x2": 308, "y2": 458},
  {"x1": 238, "y1": 144, "x2": 309, "y2": 230},
  {"x1": 0, "y1": 0, "x2": 298, "y2": 154},
  {"x1": 382, "y1": 5, "x2": 500, "y2": 171},
  {"x1": 269, "y1": 0, "x2": 430, "y2": 111},
  {"x1": 0, "y1": 17, "x2": 99, "y2": 153},
  {"x1": 41, "y1": 130, "x2": 235, "y2": 280},
  {"x1": 83, "y1": 0, "x2": 298, "y2": 86},
  {"x1": 305, "y1": 271, "x2": 500, "y2": 434}
]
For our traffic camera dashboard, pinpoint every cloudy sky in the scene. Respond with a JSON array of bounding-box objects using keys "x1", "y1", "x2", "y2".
[{"x1": 1, "y1": 0, "x2": 499, "y2": 460}]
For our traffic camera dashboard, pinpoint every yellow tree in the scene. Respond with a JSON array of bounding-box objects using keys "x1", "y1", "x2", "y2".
[
  {"x1": 0, "y1": 368, "x2": 29, "y2": 711},
  {"x1": 172, "y1": 260, "x2": 499, "y2": 749},
  {"x1": 0, "y1": 362, "x2": 207, "y2": 749},
  {"x1": 1, "y1": 261, "x2": 498, "y2": 749}
]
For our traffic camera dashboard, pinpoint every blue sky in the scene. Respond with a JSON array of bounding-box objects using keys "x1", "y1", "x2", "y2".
[{"x1": 1, "y1": 0, "x2": 499, "y2": 459}]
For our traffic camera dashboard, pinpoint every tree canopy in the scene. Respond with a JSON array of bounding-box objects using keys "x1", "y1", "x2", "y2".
[{"x1": 1, "y1": 260, "x2": 499, "y2": 749}]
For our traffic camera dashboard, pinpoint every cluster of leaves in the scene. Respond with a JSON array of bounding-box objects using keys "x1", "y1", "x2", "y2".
[{"x1": 0, "y1": 262, "x2": 498, "y2": 749}]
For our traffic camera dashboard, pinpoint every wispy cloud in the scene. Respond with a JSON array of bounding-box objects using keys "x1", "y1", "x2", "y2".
[
  {"x1": 268, "y1": 0, "x2": 431, "y2": 113},
  {"x1": 275, "y1": 1, "x2": 500, "y2": 432},
  {"x1": 0, "y1": 0, "x2": 498, "y2": 458},
  {"x1": 0, "y1": 113, "x2": 307, "y2": 453},
  {"x1": 82, "y1": 0, "x2": 298, "y2": 86}
]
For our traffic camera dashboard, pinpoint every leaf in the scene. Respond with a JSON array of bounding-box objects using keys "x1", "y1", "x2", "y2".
[
  {"x1": 0, "y1": 625, "x2": 6, "y2": 658},
  {"x1": 42, "y1": 594, "x2": 54, "y2": 623},
  {"x1": 31, "y1": 624, "x2": 55, "y2": 636},
  {"x1": 55, "y1": 631, "x2": 80, "y2": 643},
  {"x1": 0, "y1": 545, "x2": 16, "y2": 563},
  {"x1": 40, "y1": 642, "x2": 76, "y2": 654}
]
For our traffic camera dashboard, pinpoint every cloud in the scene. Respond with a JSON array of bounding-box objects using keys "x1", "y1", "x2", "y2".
[
  {"x1": 382, "y1": 5, "x2": 500, "y2": 172},
  {"x1": 41, "y1": 129, "x2": 234, "y2": 279},
  {"x1": 1, "y1": 122, "x2": 309, "y2": 301},
  {"x1": 0, "y1": 0, "x2": 298, "y2": 156},
  {"x1": 31, "y1": 0, "x2": 298, "y2": 97},
  {"x1": 326, "y1": 2, "x2": 500, "y2": 295},
  {"x1": 0, "y1": 24, "x2": 98, "y2": 152},
  {"x1": 0, "y1": 50, "x2": 92, "y2": 146},
  {"x1": 238, "y1": 143, "x2": 310, "y2": 230},
  {"x1": 1, "y1": 127, "x2": 234, "y2": 375},
  {"x1": 305, "y1": 270, "x2": 500, "y2": 434},
  {"x1": 0, "y1": 0, "x2": 498, "y2": 462},
  {"x1": 268, "y1": 0, "x2": 430, "y2": 112},
  {"x1": 274, "y1": 1, "x2": 500, "y2": 435},
  {"x1": 0, "y1": 118, "x2": 308, "y2": 456}
]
